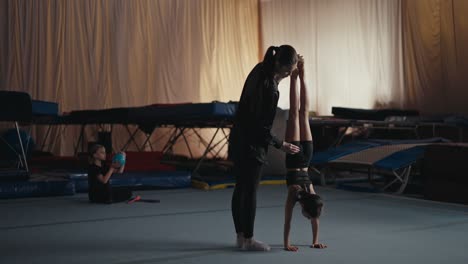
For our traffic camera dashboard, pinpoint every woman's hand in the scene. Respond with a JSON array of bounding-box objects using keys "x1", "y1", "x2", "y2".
[{"x1": 281, "y1": 142, "x2": 300, "y2": 154}]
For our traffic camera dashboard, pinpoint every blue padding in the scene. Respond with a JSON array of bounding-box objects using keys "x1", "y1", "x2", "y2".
[
  {"x1": 110, "y1": 175, "x2": 138, "y2": 187},
  {"x1": 112, "y1": 171, "x2": 191, "y2": 188},
  {"x1": 310, "y1": 138, "x2": 448, "y2": 166},
  {"x1": 373, "y1": 145, "x2": 426, "y2": 170},
  {"x1": 129, "y1": 102, "x2": 237, "y2": 124},
  {"x1": 366, "y1": 137, "x2": 449, "y2": 145},
  {"x1": 212, "y1": 102, "x2": 237, "y2": 117},
  {"x1": 0, "y1": 180, "x2": 75, "y2": 199},
  {"x1": 32, "y1": 100, "x2": 59, "y2": 116},
  {"x1": 444, "y1": 115, "x2": 468, "y2": 127},
  {"x1": 73, "y1": 179, "x2": 89, "y2": 193},
  {"x1": 63, "y1": 101, "x2": 238, "y2": 125},
  {"x1": 0, "y1": 91, "x2": 32, "y2": 122},
  {"x1": 160, "y1": 102, "x2": 237, "y2": 120},
  {"x1": 0, "y1": 169, "x2": 29, "y2": 181},
  {"x1": 194, "y1": 174, "x2": 234, "y2": 187},
  {"x1": 73, "y1": 171, "x2": 191, "y2": 193},
  {"x1": 196, "y1": 174, "x2": 285, "y2": 187},
  {"x1": 331, "y1": 106, "x2": 419, "y2": 121},
  {"x1": 311, "y1": 141, "x2": 382, "y2": 165}
]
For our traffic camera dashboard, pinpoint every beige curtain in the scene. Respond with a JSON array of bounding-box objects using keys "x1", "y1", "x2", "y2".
[
  {"x1": 0, "y1": 0, "x2": 260, "y2": 156},
  {"x1": 260, "y1": 0, "x2": 404, "y2": 115},
  {"x1": 403, "y1": 0, "x2": 468, "y2": 115}
]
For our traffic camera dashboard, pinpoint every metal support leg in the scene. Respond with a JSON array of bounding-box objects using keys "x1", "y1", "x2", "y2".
[
  {"x1": 15, "y1": 122, "x2": 29, "y2": 172},
  {"x1": 192, "y1": 127, "x2": 221, "y2": 174}
]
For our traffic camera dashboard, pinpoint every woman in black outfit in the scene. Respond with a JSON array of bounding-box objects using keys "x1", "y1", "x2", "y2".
[{"x1": 229, "y1": 45, "x2": 300, "y2": 251}]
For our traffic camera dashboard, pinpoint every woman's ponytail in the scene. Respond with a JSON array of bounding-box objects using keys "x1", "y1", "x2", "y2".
[{"x1": 263, "y1": 46, "x2": 278, "y2": 75}]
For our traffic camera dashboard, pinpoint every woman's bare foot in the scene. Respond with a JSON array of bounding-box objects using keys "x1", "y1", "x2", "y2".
[{"x1": 242, "y1": 238, "x2": 271, "y2": 251}]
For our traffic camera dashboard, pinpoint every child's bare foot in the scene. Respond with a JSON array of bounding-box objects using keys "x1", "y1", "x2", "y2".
[
  {"x1": 242, "y1": 238, "x2": 271, "y2": 251},
  {"x1": 284, "y1": 245, "x2": 299, "y2": 252}
]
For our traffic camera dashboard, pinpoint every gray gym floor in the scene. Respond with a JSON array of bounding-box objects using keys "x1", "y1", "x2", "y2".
[{"x1": 1, "y1": 185, "x2": 468, "y2": 264}]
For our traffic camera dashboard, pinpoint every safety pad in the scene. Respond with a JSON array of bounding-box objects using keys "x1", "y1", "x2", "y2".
[
  {"x1": 311, "y1": 137, "x2": 448, "y2": 166},
  {"x1": 32, "y1": 100, "x2": 59, "y2": 116},
  {"x1": 311, "y1": 141, "x2": 382, "y2": 165},
  {"x1": 0, "y1": 169, "x2": 29, "y2": 181},
  {"x1": 61, "y1": 101, "x2": 238, "y2": 125},
  {"x1": 373, "y1": 145, "x2": 427, "y2": 170},
  {"x1": 0, "y1": 91, "x2": 32, "y2": 122},
  {"x1": 332, "y1": 107, "x2": 419, "y2": 121},
  {"x1": 191, "y1": 174, "x2": 286, "y2": 190},
  {"x1": 72, "y1": 170, "x2": 192, "y2": 193},
  {"x1": 0, "y1": 179, "x2": 75, "y2": 199}
]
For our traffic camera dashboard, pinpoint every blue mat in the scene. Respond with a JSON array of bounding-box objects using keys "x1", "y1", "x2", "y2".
[
  {"x1": 32, "y1": 100, "x2": 59, "y2": 116},
  {"x1": 0, "y1": 170, "x2": 192, "y2": 198},
  {"x1": 311, "y1": 137, "x2": 448, "y2": 167},
  {"x1": 71, "y1": 171, "x2": 192, "y2": 193},
  {"x1": 311, "y1": 141, "x2": 382, "y2": 165},
  {"x1": 374, "y1": 145, "x2": 426, "y2": 170},
  {"x1": 61, "y1": 101, "x2": 237, "y2": 125},
  {"x1": 0, "y1": 180, "x2": 75, "y2": 199},
  {"x1": 444, "y1": 115, "x2": 468, "y2": 127},
  {"x1": 0, "y1": 91, "x2": 33, "y2": 122},
  {"x1": 143, "y1": 101, "x2": 237, "y2": 121},
  {"x1": 331, "y1": 106, "x2": 419, "y2": 121},
  {"x1": 191, "y1": 174, "x2": 287, "y2": 190}
]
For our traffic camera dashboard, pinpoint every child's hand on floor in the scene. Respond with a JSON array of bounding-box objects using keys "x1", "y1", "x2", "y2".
[
  {"x1": 284, "y1": 245, "x2": 299, "y2": 252},
  {"x1": 311, "y1": 243, "x2": 327, "y2": 249}
]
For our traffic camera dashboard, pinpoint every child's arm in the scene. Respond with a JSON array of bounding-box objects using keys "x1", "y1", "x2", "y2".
[
  {"x1": 284, "y1": 187, "x2": 299, "y2": 251},
  {"x1": 309, "y1": 183, "x2": 327, "y2": 249},
  {"x1": 311, "y1": 218, "x2": 327, "y2": 249},
  {"x1": 97, "y1": 165, "x2": 117, "y2": 184}
]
